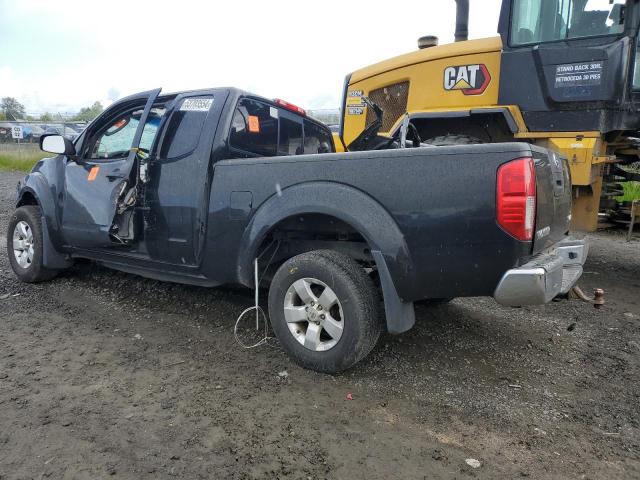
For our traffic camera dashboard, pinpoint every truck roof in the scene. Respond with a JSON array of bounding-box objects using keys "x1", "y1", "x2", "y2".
[{"x1": 110, "y1": 87, "x2": 328, "y2": 131}]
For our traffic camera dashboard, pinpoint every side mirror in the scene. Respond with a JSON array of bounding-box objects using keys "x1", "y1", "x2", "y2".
[{"x1": 40, "y1": 134, "x2": 76, "y2": 156}]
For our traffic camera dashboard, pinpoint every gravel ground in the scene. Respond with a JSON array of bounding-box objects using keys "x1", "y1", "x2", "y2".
[{"x1": 0, "y1": 170, "x2": 639, "y2": 479}]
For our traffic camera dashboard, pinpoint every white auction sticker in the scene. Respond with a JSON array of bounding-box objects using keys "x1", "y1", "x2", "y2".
[{"x1": 180, "y1": 98, "x2": 213, "y2": 112}]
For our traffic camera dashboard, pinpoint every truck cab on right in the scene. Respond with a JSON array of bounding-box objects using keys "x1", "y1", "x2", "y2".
[{"x1": 338, "y1": 0, "x2": 640, "y2": 232}]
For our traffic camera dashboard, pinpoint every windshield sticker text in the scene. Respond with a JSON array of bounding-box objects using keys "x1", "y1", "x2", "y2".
[{"x1": 180, "y1": 98, "x2": 214, "y2": 112}]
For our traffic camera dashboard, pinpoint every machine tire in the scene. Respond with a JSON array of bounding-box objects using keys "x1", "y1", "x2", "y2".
[
  {"x1": 268, "y1": 250, "x2": 383, "y2": 373},
  {"x1": 7, "y1": 206, "x2": 58, "y2": 283},
  {"x1": 425, "y1": 134, "x2": 484, "y2": 146}
]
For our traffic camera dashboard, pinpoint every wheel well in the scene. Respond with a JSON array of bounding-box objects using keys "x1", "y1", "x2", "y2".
[
  {"x1": 412, "y1": 113, "x2": 514, "y2": 143},
  {"x1": 17, "y1": 192, "x2": 39, "y2": 207},
  {"x1": 255, "y1": 213, "x2": 375, "y2": 279}
]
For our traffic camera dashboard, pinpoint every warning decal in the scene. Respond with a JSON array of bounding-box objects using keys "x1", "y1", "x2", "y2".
[{"x1": 555, "y1": 62, "x2": 603, "y2": 88}]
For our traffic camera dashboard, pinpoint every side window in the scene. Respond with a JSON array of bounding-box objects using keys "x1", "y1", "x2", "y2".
[
  {"x1": 303, "y1": 120, "x2": 333, "y2": 154},
  {"x1": 159, "y1": 96, "x2": 212, "y2": 159},
  {"x1": 88, "y1": 107, "x2": 164, "y2": 160},
  {"x1": 278, "y1": 115, "x2": 303, "y2": 155},
  {"x1": 90, "y1": 112, "x2": 140, "y2": 159},
  {"x1": 229, "y1": 99, "x2": 277, "y2": 156},
  {"x1": 140, "y1": 108, "x2": 165, "y2": 151}
]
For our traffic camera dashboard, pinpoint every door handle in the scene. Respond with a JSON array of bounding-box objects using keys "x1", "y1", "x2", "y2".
[{"x1": 106, "y1": 173, "x2": 126, "y2": 180}]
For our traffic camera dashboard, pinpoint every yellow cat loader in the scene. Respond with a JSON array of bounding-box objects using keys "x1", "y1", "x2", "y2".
[{"x1": 336, "y1": 0, "x2": 640, "y2": 231}]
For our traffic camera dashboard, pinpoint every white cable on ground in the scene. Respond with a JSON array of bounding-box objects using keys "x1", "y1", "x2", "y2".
[{"x1": 233, "y1": 242, "x2": 280, "y2": 349}]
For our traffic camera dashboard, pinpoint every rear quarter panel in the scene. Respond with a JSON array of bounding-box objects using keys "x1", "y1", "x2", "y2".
[{"x1": 202, "y1": 143, "x2": 536, "y2": 301}]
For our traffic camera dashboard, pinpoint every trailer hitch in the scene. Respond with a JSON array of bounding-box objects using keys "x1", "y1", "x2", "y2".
[{"x1": 569, "y1": 286, "x2": 605, "y2": 309}]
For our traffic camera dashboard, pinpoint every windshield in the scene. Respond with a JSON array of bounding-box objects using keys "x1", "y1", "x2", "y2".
[
  {"x1": 90, "y1": 107, "x2": 164, "y2": 159},
  {"x1": 510, "y1": 0, "x2": 626, "y2": 46}
]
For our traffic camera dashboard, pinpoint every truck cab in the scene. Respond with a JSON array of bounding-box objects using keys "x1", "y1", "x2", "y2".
[{"x1": 28, "y1": 88, "x2": 333, "y2": 266}]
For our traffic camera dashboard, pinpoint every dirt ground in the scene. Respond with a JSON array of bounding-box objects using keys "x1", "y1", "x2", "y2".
[{"x1": 0, "y1": 171, "x2": 639, "y2": 480}]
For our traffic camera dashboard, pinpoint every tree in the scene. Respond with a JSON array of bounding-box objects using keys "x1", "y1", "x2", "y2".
[
  {"x1": 73, "y1": 101, "x2": 103, "y2": 122},
  {"x1": 1, "y1": 97, "x2": 26, "y2": 120},
  {"x1": 39, "y1": 112, "x2": 53, "y2": 122},
  {"x1": 0, "y1": 111, "x2": 5, "y2": 121}
]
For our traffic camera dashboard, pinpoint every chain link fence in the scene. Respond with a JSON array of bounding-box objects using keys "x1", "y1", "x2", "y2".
[{"x1": 0, "y1": 120, "x2": 87, "y2": 144}]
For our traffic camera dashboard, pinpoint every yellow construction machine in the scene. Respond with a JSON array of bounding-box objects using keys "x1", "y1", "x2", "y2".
[{"x1": 335, "y1": 0, "x2": 640, "y2": 231}]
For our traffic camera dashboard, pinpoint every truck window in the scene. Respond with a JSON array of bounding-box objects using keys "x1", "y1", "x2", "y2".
[
  {"x1": 279, "y1": 115, "x2": 303, "y2": 155},
  {"x1": 303, "y1": 120, "x2": 333, "y2": 154},
  {"x1": 510, "y1": 0, "x2": 625, "y2": 46},
  {"x1": 229, "y1": 99, "x2": 278, "y2": 156},
  {"x1": 88, "y1": 107, "x2": 164, "y2": 159},
  {"x1": 159, "y1": 96, "x2": 212, "y2": 159}
]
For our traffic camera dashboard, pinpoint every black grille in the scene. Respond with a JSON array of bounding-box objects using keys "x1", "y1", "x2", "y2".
[{"x1": 365, "y1": 81, "x2": 410, "y2": 132}]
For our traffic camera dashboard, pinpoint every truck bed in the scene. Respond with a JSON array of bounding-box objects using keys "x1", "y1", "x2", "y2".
[{"x1": 206, "y1": 142, "x2": 570, "y2": 302}]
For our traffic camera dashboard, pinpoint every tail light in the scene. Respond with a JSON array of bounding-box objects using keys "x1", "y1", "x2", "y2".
[
  {"x1": 496, "y1": 157, "x2": 536, "y2": 241},
  {"x1": 274, "y1": 98, "x2": 306, "y2": 116}
]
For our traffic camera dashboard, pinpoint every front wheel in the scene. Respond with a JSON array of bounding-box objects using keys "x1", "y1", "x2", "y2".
[
  {"x1": 268, "y1": 250, "x2": 383, "y2": 373},
  {"x1": 7, "y1": 205, "x2": 58, "y2": 283}
]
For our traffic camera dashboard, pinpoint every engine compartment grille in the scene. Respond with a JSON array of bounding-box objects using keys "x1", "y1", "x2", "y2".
[{"x1": 365, "y1": 81, "x2": 410, "y2": 132}]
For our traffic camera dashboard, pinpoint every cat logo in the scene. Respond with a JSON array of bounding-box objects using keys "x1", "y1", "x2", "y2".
[{"x1": 443, "y1": 64, "x2": 491, "y2": 95}]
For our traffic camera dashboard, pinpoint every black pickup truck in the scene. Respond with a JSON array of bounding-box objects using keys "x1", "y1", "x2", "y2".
[{"x1": 7, "y1": 87, "x2": 587, "y2": 372}]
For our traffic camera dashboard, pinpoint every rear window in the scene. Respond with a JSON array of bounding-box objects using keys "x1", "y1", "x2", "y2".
[
  {"x1": 229, "y1": 98, "x2": 333, "y2": 157},
  {"x1": 229, "y1": 99, "x2": 278, "y2": 156},
  {"x1": 304, "y1": 120, "x2": 333, "y2": 154},
  {"x1": 279, "y1": 116, "x2": 303, "y2": 155}
]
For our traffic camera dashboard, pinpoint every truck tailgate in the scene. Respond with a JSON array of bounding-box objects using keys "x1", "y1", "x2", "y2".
[{"x1": 532, "y1": 148, "x2": 572, "y2": 253}]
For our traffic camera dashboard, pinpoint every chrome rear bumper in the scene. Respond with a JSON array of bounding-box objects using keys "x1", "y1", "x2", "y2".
[{"x1": 494, "y1": 237, "x2": 588, "y2": 306}]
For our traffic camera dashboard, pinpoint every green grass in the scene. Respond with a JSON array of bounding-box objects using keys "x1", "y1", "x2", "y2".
[
  {"x1": 618, "y1": 181, "x2": 640, "y2": 203},
  {"x1": 616, "y1": 164, "x2": 640, "y2": 203},
  {"x1": 0, "y1": 150, "x2": 51, "y2": 173}
]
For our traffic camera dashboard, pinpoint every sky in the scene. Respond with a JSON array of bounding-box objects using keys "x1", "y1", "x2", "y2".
[{"x1": 0, "y1": 0, "x2": 502, "y2": 116}]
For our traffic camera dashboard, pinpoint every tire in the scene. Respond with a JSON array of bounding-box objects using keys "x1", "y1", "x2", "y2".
[
  {"x1": 7, "y1": 205, "x2": 58, "y2": 283},
  {"x1": 425, "y1": 134, "x2": 484, "y2": 146},
  {"x1": 268, "y1": 250, "x2": 383, "y2": 373}
]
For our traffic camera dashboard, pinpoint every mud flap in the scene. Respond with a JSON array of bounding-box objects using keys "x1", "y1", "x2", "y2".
[
  {"x1": 41, "y1": 216, "x2": 72, "y2": 269},
  {"x1": 372, "y1": 250, "x2": 416, "y2": 334}
]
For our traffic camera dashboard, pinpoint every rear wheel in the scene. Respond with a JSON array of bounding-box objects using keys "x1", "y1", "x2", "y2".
[
  {"x1": 7, "y1": 206, "x2": 58, "y2": 283},
  {"x1": 268, "y1": 250, "x2": 382, "y2": 373}
]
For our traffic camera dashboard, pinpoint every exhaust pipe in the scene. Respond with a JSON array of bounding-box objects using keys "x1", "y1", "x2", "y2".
[{"x1": 455, "y1": 0, "x2": 469, "y2": 42}]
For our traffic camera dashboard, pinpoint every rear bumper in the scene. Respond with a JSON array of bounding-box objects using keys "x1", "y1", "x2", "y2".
[{"x1": 494, "y1": 237, "x2": 588, "y2": 306}]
